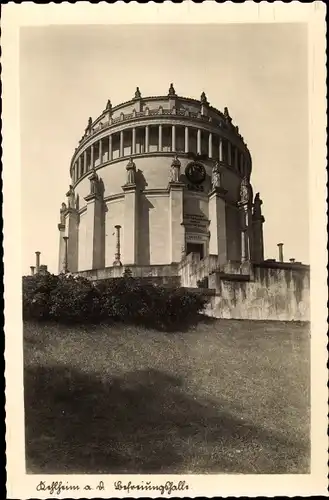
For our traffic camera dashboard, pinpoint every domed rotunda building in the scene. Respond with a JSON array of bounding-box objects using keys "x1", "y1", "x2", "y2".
[{"x1": 58, "y1": 84, "x2": 265, "y2": 281}]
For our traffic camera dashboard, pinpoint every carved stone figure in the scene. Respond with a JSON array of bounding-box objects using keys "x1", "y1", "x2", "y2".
[
  {"x1": 169, "y1": 155, "x2": 181, "y2": 182},
  {"x1": 60, "y1": 202, "x2": 67, "y2": 224},
  {"x1": 200, "y1": 91, "x2": 208, "y2": 104},
  {"x1": 87, "y1": 117, "x2": 92, "y2": 131},
  {"x1": 239, "y1": 176, "x2": 252, "y2": 205},
  {"x1": 224, "y1": 107, "x2": 232, "y2": 123},
  {"x1": 106, "y1": 99, "x2": 112, "y2": 111},
  {"x1": 126, "y1": 158, "x2": 137, "y2": 185},
  {"x1": 211, "y1": 161, "x2": 222, "y2": 190},
  {"x1": 168, "y1": 83, "x2": 176, "y2": 96},
  {"x1": 134, "y1": 87, "x2": 141, "y2": 99},
  {"x1": 66, "y1": 185, "x2": 75, "y2": 208},
  {"x1": 88, "y1": 168, "x2": 99, "y2": 195},
  {"x1": 253, "y1": 192, "x2": 263, "y2": 218}
]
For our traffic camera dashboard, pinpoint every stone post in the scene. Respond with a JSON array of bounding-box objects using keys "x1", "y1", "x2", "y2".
[
  {"x1": 30, "y1": 266, "x2": 35, "y2": 276},
  {"x1": 208, "y1": 186, "x2": 228, "y2": 267},
  {"x1": 252, "y1": 193, "x2": 265, "y2": 263},
  {"x1": 113, "y1": 225, "x2": 122, "y2": 266},
  {"x1": 35, "y1": 251, "x2": 41, "y2": 274},
  {"x1": 63, "y1": 237, "x2": 69, "y2": 273},
  {"x1": 278, "y1": 243, "x2": 284, "y2": 262}
]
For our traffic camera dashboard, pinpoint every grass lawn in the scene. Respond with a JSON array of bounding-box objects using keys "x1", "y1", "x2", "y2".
[{"x1": 24, "y1": 318, "x2": 310, "y2": 474}]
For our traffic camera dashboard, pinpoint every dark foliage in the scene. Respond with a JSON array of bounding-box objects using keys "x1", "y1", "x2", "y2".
[{"x1": 22, "y1": 273, "x2": 209, "y2": 329}]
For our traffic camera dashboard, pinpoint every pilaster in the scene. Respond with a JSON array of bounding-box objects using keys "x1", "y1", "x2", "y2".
[
  {"x1": 238, "y1": 202, "x2": 253, "y2": 262},
  {"x1": 84, "y1": 193, "x2": 105, "y2": 270},
  {"x1": 66, "y1": 207, "x2": 79, "y2": 272},
  {"x1": 122, "y1": 183, "x2": 138, "y2": 265},
  {"x1": 168, "y1": 181, "x2": 185, "y2": 263},
  {"x1": 208, "y1": 187, "x2": 228, "y2": 267}
]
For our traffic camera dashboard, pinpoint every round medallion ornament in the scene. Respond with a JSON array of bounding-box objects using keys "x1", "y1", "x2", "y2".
[{"x1": 185, "y1": 162, "x2": 206, "y2": 185}]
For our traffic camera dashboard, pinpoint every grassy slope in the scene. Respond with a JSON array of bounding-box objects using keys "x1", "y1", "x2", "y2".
[{"x1": 24, "y1": 318, "x2": 310, "y2": 474}]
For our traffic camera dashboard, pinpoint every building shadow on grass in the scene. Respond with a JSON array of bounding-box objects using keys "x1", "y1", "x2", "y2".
[{"x1": 24, "y1": 365, "x2": 310, "y2": 474}]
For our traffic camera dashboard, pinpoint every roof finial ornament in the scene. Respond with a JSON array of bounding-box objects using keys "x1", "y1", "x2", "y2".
[
  {"x1": 134, "y1": 87, "x2": 141, "y2": 99},
  {"x1": 168, "y1": 83, "x2": 176, "y2": 96},
  {"x1": 201, "y1": 91, "x2": 208, "y2": 104}
]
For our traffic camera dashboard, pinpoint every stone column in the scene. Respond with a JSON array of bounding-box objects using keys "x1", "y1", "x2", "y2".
[
  {"x1": 145, "y1": 126, "x2": 149, "y2": 153},
  {"x1": 168, "y1": 177, "x2": 185, "y2": 264},
  {"x1": 158, "y1": 124, "x2": 163, "y2": 151},
  {"x1": 83, "y1": 150, "x2": 87, "y2": 175},
  {"x1": 122, "y1": 183, "x2": 138, "y2": 265},
  {"x1": 90, "y1": 145, "x2": 94, "y2": 171},
  {"x1": 108, "y1": 135, "x2": 112, "y2": 161},
  {"x1": 78, "y1": 157, "x2": 82, "y2": 179},
  {"x1": 197, "y1": 129, "x2": 202, "y2": 155},
  {"x1": 208, "y1": 132, "x2": 213, "y2": 158},
  {"x1": 63, "y1": 237, "x2": 69, "y2": 273},
  {"x1": 172, "y1": 125, "x2": 176, "y2": 152},
  {"x1": 228, "y1": 142, "x2": 232, "y2": 166},
  {"x1": 120, "y1": 131, "x2": 124, "y2": 157},
  {"x1": 185, "y1": 126, "x2": 189, "y2": 153},
  {"x1": 240, "y1": 152, "x2": 244, "y2": 175},
  {"x1": 219, "y1": 137, "x2": 223, "y2": 162},
  {"x1": 208, "y1": 186, "x2": 228, "y2": 267},
  {"x1": 132, "y1": 128, "x2": 136, "y2": 154},
  {"x1": 99, "y1": 139, "x2": 103, "y2": 165},
  {"x1": 30, "y1": 266, "x2": 35, "y2": 276},
  {"x1": 234, "y1": 147, "x2": 238, "y2": 169},
  {"x1": 84, "y1": 189, "x2": 105, "y2": 270}
]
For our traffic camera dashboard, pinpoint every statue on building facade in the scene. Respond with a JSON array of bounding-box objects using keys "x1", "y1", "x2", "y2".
[
  {"x1": 211, "y1": 161, "x2": 222, "y2": 190},
  {"x1": 253, "y1": 192, "x2": 263, "y2": 218},
  {"x1": 60, "y1": 202, "x2": 67, "y2": 224},
  {"x1": 126, "y1": 157, "x2": 137, "y2": 185},
  {"x1": 239, "y1": 176, "x2": 252, "y2": 205},
  {"x1": 106, "y1": 99, "x2": 112, "y2": 111},
  {"x1": 224, "y1": 106, "x2": 232, "y2": 124},
  {"x1": 134, "y1": 87, "x2": 141, "y2": 99},
  {"x1": 200, "y1": 91, "x2": 208, "y2": 104},
  {"x1": 66, "y1": 185, "x2": 75, "y2": 209},
  {"x1": 168, "y1": 83, "x2": 176, "y2": 96},
  {"x1": 88, "y1": 167, "x2": 100, "y2": 196},
  {"x1": 169, "y1": 155, "x2": 181, "y2": 183}
]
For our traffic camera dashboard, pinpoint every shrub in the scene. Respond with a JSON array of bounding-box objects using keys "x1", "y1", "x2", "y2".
[{"x1": 22, "y1": 273, "x2": 209, "y2": 329}]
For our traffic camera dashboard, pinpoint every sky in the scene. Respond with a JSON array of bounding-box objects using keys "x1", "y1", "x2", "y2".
[{"x1": 20, "y1": 23, "x2": 309, "y2": 274}]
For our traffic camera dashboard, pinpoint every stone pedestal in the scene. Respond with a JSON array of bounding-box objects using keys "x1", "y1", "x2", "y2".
[
  {"x1": 252, "y1": 215, "x2": 265, "y2": 263},
  {"x1": 122, "y1": 183, "x2": 138, "y2": 265},
  {"x1": 84, "y1": 193, "x2": 105, "y2": 270},
  {"x1": 168, "y1": 181, "x2": 185, "y2": 263},
  {"x1": 208, "y1": 187, "x2": 228, "y2": 267}
]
